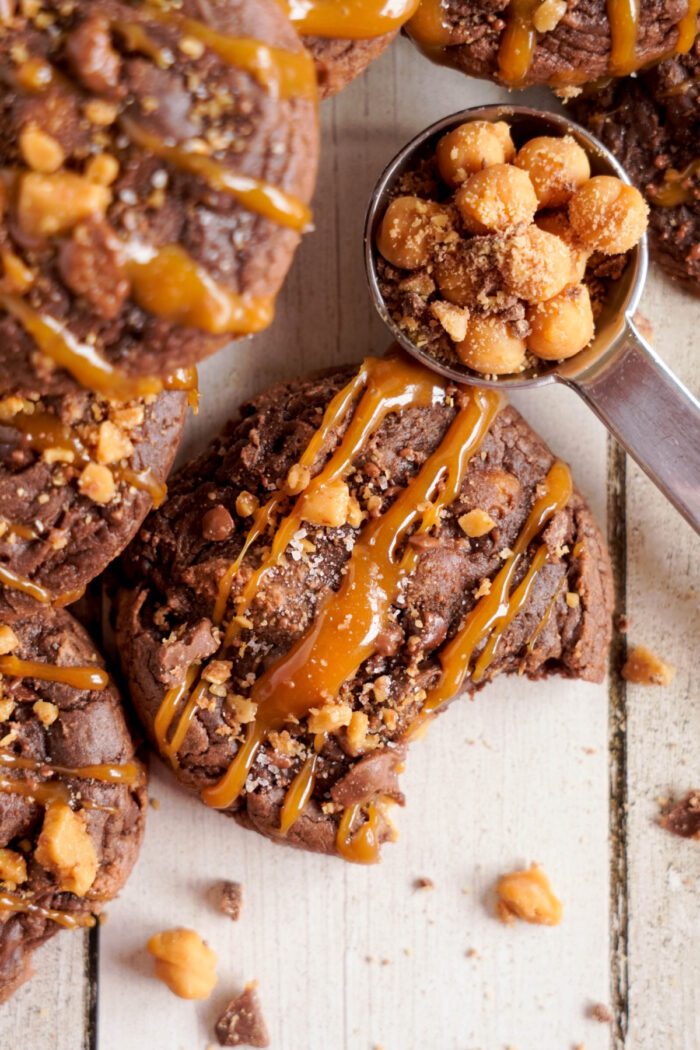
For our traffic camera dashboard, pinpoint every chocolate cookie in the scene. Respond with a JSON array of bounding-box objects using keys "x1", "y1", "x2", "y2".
[
  {"x1": 304, "y1": 34, "x2": 397, "y2": 98},
  {"x1": 0, "y1": 386, "x2": 187, "y2": 606},
  {"x1": 571, "y1": 36, "x2": 700, "y2": 293},
  {"x1": 117, "y1": 355, "x2": 612, "y2": 862},
  {"x1": 406, "y1": 0, "x2": 694, "y2": 89},
  {"x1": 0, "y1": 594, "x2": 146, "y2": 1001},
  {"x1": 0, "y1": 0, "x2": 318, "y2": 398}
]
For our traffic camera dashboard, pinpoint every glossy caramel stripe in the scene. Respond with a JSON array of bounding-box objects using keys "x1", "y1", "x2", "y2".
[
  {"x1": 498, "y1": 0, "x2": 541, "y2": 85},
  {"x1": 676, "y1": 0, "x2": 700, "y2": 52},
  {"x1": 651, "y1": 158, "x2": 700, "y2": 206},
  {"x1": 8, "y1": 405, "x2": 166, "y2": 508},
  {"x1": 607, "y1": 0, "x2": 640, "y2": 75},
  {"x1": 0, "y1": 655, "x2": 109, "y2": 690},
  {"x1": 138, "y1": 4, "x2": 317, "y2": 98},
  {"x1": 0, "y1": 751, "x2": 141, "y2": 786},
  {"x1": 336, "y1": 800, "x2": 383, "y2": 863},
  {"x1": 0, "y1": 892, "x2": 96, "y2": 928},
  {"x1": 200, "y1": 382, "x2": 502, "y2": 810},
  {"x1": 281, "y1": 0, "x2": 420, "y2": 38},
  {"x1": 279, "y1": 753, "x2": 319, "y2": 835},
  {"x1": 121, "y1": 117, "x2": 311, "y2": 233},
  {"x1": 406, "y1": 0, "x2": 453, "y2": 48},
  {"x1": 424, "y1": 461, "x2": 573, "y2": 708}
]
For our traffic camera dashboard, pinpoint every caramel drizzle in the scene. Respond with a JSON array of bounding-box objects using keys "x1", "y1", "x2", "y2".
[
  {"x1": 423, "y1": 460, "x2": 573, "y2": 708},
  {"x1": 0, "y1": 525, "x2": 83, "y2": 609},
  {"x1": 0, "y1": 891, "x2": 96, "y2": 929},
  {"x1": 498, "y1": 0, "x2": 541, "y2": 86},
  {"x1": 8, "y1": 405, "x2": 166, "y2": 508},
  {"x1": 335, "y1": 800, "x2": 382, "y2": 863},
  {"x1": 650, "y1": 158, "x2": 700, "y2": 207},
  {"x1": 0, "y1": 655, "x2": 109, "y2": 691},
  {"x1": 135, "y1": 5, "x2": 317, "y2": 99},
  {"x1": 607, "y1": 0, "x2": 640, "y2": 75},
  {"x1": 676, "y1": 0, "x2": 700, "y2": 53},
  {"x1": 281, "y1": 0, "x2": 421, "y2": 39},
  {"x1": 0, "y1": 752, "x2": 141, "y2": 786},
  {"x1": 125, "y1": 244, "x2": 274, "y2": 337},
  {"x1": 120, "y1": 117, "x2": 311, "y2": 234},
  {"x1": 406, "y1": 0, "x2": 454, "y2": 49},
  {"x1": 279, "y1": 751, "x2": 319, "y2": 835}
]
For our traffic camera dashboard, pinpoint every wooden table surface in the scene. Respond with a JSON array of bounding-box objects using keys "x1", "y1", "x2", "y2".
[{"x1": 2, "y1": 37, "x2": 698, "y2": 1050}]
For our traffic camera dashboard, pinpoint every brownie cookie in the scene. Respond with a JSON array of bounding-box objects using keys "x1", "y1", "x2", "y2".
[
  {"x1": 0, "y1": 594, "x2": 146, "y2": 1001},
  {"x1": 571, "y1": 36, "x2": 700, "y2": 293},
  {"x1": 281, "y1": 0, "x2": 419, "y2": 97},
  {"x1": 117, "y1": 355, "x2": 613, "y2": 862},
  {"x1": 0, "y1": 386, "x2": 187, "y2": 606},
  {"x1": 0, "y1": 0, "x2": 318, "y2": 398},
  {"x1": 406, "y1": 0, "x2": 694, "y2": 88}
]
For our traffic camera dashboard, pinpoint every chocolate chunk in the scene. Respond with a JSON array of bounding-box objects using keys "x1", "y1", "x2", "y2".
[
  {"x1": 215, "y1": 984, "x2": 270, "y2": 1048},
  {"x1": 661, "y1": 791, "x2": 700, "y2": 840},
  {"x1": 202, "y1": 506, "x2": 235, "y2": 543},
  {"x1": 65, "y1": 14, "x2": 123, "y2": 98}
]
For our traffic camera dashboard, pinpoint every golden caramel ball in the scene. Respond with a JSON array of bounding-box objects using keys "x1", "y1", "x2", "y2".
[
  {"x1": 456, "y1": 315, "x2": 527, "y2": 374},
  {"x1": 455, "y1": 164, "x2": 538, "y2": 234},
  {"x1": 535, "y1": 210, "x2": 590, "y2": 283},
  {"x1": 502, "y1": 225, "x2": 573, "y2": 303},
  {"x1": 527, "y1": 284, "x2": 595, "y2": 360},
  {"x1": 436, "y1": 120, "x2": 515, "y2": 187},
  {"x1": 376, "y1": 195, "x2": 451, "y2": 269},
  {"x1": 568, "y1": 176, "x2": 649, "y2": 254},
  {"x1": 514, "y1": 135, "x2": 590, "y2": 209}
]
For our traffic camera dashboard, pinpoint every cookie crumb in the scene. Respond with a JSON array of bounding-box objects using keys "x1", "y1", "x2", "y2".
[
  {"x1": 218, "y1": 880, "x2": 243, "y2": 921},
  {"x1": 622, "y1": 645, "x2": 675, "y2": 686},
  {"x1": 215, "y1": 982, "x2": 269, "y2": 1048},
  {"x1": 660, "y1": 791, "x2": 700, "y2": 840},
  {"x1": 413, "y1": 876, "x2": 434, "y2": 891},
  {"x1": 588, "y1": 1002, "x2": 613, "y2": 1023}
]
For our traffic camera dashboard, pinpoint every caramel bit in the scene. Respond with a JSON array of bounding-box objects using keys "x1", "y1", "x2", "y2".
[
  {"x1": 202, "y1": 505, "x2": 234, "y2": 542},
  {"x1": 203, "y1": 660, "x2": 232, "y2": 687},
  {"x1": 1, "y1": 248, "x2": 34, "y2": 294},
  {"x1": 459, "y1": 508, "x2": 496, "y2": 538},
  {"x1": 0, "y1": 625, "x2": 19, "y2": 655},
  {"x1": 147, "y1": 927, "x2": 218, "y2": 1000},
  {"x1": 17, "y1": 172, "x2": 111, "y2": 238},
  {"x1": 430, "y1": 300, "x2": 470, "y2": 342},
  {"x1": 218, "y1": 880, "x2": 243, "y2": 922},
  {"x1": 35, "y1": 801, "x2": 98, "y2": 897},
  {"x1": 235, "y1": 491, "x2": 259, "y2": 518},
  {"x1": 0, "y1": 698, "x2": 16, "y2": 722},
  {"x1": 495, "y1": 863, "x2": 563, "y2": 926},
  {"x1": 215, "y1": 982, "x2": 270, "y2": 1048},
  {"x1": 346, "y1": 710, "x2": 379, "y2": 755},
  {"x1": 307, "y1": 700, "x2": 352, "y2": 735},
  {"x1": 660, "y1": 791, "x2": 700, "y2": 840},
  {"x1": 85, "y1": 153, "x2": 120, "y2": 187},
  {"x1": 78, "y1": 462, "x2": 116, "y2": 505},
  {"x1": 622, "y1": 645, "x2": 675, "y2": 687},
  {"x1": 83, "y1": 99, "x2": 119, "y2": 126},
  {"x1": 33, "y1": 699, "x2": 59, "y2": 726},
  {"x1": 301, "y1": 479, "x2": 352, "y2": 528},
  {"x1": 565, "y1": 591, "x2": 580, "y2": 609},
  {"x1": 0, "y1": 847, "x2": 28, "y2": 888},
  {"x1": 96, "y1": 420, "x2": 133, "y2": 465},
  {"x1": 19, "y1": 125, "x2": 65, "y2": 174},
  {"x1": 533, "y1": 0, "x2": 567, "y2": 32},
  {"x1": 286, "y1": 463, "x2": 311, "y2": 495}
]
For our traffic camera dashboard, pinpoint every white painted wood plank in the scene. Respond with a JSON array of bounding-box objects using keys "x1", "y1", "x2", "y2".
[
  {"x1": 96, "y1": 41, "x2": 613, "y2": 1050},
  {"x1": 624, "y1": 274, "x2": 700, "y2": 1050}
]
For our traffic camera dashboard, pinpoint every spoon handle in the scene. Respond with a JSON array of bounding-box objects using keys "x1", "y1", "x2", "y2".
[{"x1": 567, "y1": 318, "x2": 700, "y2": 534}]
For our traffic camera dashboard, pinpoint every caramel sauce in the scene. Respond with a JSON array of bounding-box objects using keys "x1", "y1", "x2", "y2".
[
  {"x1": 335, "y1": 801, "x2": 381, "y2": 863},
  {"x1": 9, "y1": 408, "x2": 166, "y2": 508},
  {"x1": 139, "y1": 4, "x2": 317, "y2": 98},
  {"x1": 650, "y1": 158, "x2": 700, "y2": 206},
  {"x1": 120, "y1": 117, "x2": 312, "y2": 233},
  {"x1": 424, "y1": 461, "x2": 573, "y2": 707},
  {"x1": 676, "y1": 0, "x2": 700, "y2": 53},
  {"x1": 0, "y1": 774, "x2": 70, "y2": 807},
  {"x1": 113, "y1": 20, "x2": 173, "y2": 66},
  {"x1": 0, "y1": 565, "x2": 55, "y2": 605},
  {"x1": 406, "y1": 0, "x2": 453, "y2": 49},
  {"x1": 281, "y1": 0, "x2": 421, "y2": 39},
  {"x1": 0, "y1": 891, "x2": 96, "y2": 928},
  {"x1": 0, "y1": 655, "x2": 108, "y2": 690},
  {"x1": 0, "y1": 522, "x2": 37, "y2": 541},
  {"x1": 0, "y1": 752, "x2": 141, "y2": 786},
  {"x1": 607, "y1": 0, "x2": 640, "y2": 75},
  {"x1": 126, "y1": 244, "x2": 274, "y2": 336},
  {"x1": 200, "y1": 372, "x2": 502, "y2": 810},
  {"x1": 153, "y1": 664, "x2": 200, "y2": 765},
  {"x1": 279, "y1": 753, "x2": 318, "y2": 835},
  {"x1": 498, "y1": 0, "x2": 541, "y2": 86}
]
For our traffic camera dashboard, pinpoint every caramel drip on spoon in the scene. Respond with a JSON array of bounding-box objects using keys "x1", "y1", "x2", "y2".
[
  {"x1": 498, "y1": 0, "x2": 541, "y2": 85},
  {"x1": 0, "y1": 655, "x2": 109, "y2": 691},
  {"x1": 135, "y1": 5, "x2": 317, "y2": 98},
  {"x1": 8, "y1": 408, "x2": 166, "y2": 508},
  {"x1": 424, "y1": 460, "x2": 573, "y2": 708},
  {"x1": 281, "y1": 0, "x2": 421, "y2": 39},
  {"x1": 200, "y1": 381, "x2": 502, "y2": 810},
  {"x1": 0, "y1": 892, "x2": 96, "y2": 929},
  {"x1": 120, "y1": 117, "x2": 311, "y2": 233},
  {"x1": 607, "y1": 0, "x2": 640, "y2": 75}
]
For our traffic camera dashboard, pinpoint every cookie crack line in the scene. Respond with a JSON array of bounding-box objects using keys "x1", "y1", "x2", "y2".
[{"x1": 152, "y1": 355, "x2": 574, "y2": 863}]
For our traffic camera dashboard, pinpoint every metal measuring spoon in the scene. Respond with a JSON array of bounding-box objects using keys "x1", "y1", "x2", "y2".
[{"x1": 364, "y1": 105, "x2": 700, "y2": 534}]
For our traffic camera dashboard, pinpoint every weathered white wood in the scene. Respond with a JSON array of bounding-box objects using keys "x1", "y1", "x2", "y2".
[
  {"x1": 97, "y1": 42, "x2": 613, "y2": 1050},
  {"x1": 623, "y1": 274, "x2": 700, "y2": 1050}
]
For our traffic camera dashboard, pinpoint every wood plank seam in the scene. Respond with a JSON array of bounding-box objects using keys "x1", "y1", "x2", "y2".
[
  {"x1": 607, "y1": 438, "x2": 630, "y2": 1049},
  {"x1": 83, "y1": 922, "x2": 99, "y2": 1049}
]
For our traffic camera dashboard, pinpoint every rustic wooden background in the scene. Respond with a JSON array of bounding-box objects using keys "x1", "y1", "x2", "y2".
[{"x1": 1, "y1": 36, "x2": 698, "y2": 1050}]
